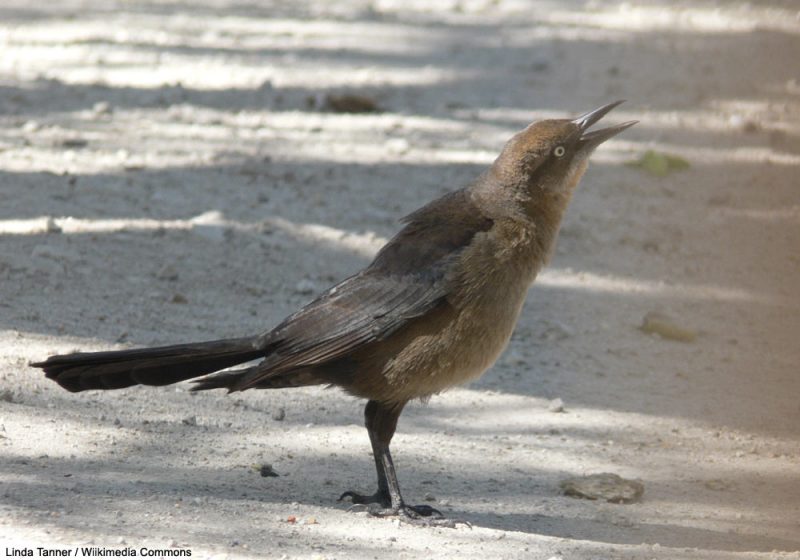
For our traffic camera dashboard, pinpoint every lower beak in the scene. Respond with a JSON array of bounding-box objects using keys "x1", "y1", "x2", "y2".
[{"x1": 573, "y1": 100, "x2": 637, "y2": 149}]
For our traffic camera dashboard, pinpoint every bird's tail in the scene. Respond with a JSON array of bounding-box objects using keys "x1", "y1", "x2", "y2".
[{"x1": 31, "y1": 337, "x2": 264, "y2": 393}]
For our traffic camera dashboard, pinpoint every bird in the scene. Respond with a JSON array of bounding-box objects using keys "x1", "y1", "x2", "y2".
[{"x1": 32, "y1": 101, "x2": 636, "y2": 527}]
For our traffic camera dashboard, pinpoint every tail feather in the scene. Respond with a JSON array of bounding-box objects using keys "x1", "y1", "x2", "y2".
[
  {"x1": 31, "y1": 337, "x2": 264, "y2": 392},
  {"x1": 191, "y1": 367, "x2": 322, "y2": 392},
  {"x1": 190, "y1": 368, "x2": 253, "y2": 392}
]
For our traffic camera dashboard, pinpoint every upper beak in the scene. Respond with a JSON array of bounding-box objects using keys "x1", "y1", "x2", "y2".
[{"x1": 573, "y1": 100, "x2": 637, "y2": 149}]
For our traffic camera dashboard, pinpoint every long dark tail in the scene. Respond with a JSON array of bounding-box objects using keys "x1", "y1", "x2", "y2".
[{"x1": 31, "y1": 337, "x2": 264, "y2": 393}]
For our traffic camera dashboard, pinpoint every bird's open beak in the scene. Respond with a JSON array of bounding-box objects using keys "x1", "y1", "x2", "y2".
[{"x1": 574, "y1": 100, "x2": 637, "y2": 149}]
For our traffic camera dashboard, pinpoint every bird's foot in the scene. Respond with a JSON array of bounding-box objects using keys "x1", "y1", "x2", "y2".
[
  {"x1": 340, "y1": 493, "x2": 461, "y2": 528},
  {"x1": 379, "y1": 504, "x2": 459, "y2": 528}
]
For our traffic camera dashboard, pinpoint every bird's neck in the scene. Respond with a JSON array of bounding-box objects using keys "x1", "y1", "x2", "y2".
[
  {"x1": 525, "y1": 189, "x2": 574, "y2": 264},
  {"x1": 469, "y1": 174, "x2": 575, "y2": 267}
]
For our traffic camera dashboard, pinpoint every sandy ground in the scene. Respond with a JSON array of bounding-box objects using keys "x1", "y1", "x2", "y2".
[{"x1": 1, "y1": 1, "x2": 799, "y2": 558}]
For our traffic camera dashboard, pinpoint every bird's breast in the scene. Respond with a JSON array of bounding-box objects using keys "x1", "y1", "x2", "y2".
[{"x1": 379, "y1": 221, "x2": 542, "y2": 402}]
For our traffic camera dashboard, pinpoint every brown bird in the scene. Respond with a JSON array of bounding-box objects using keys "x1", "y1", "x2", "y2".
[{"x1": 32, "y1": 101, "x2": 635, "y2": 526}]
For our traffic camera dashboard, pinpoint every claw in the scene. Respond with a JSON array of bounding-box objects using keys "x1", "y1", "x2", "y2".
[
  {"x1": 394, "y1": 506, "x2": 458, "y2": 528},
  {"x1": 341, "y1": 499, "x2": 464, "y2": 528},
  {"x1": 343, "y1": 503, "x2": 371, "y2": 514},
  {"x1": 404, "y1": 504, "x2": 443, "y2": 518},
  {"x1": 338, "y1": 489, "x2": 391, "y2": 508},
  {"x1": 338, "y1": 490, "x2": 359, "y2": 502}
]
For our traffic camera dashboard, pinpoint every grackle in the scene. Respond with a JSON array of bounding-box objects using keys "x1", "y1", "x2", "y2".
[{"x1": 33, "y1": 101, "x2": 636, "y2": 527}]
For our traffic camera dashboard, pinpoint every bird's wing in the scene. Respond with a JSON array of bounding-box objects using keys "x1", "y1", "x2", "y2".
[
  {"x1": 231, "y1": 271, "x2": 447, "y2": 392},
  {"x1": 234, "y1": 189, "x2": 493, "y2": 391},
  {"x1": 269, "y1": 270, "x2": 446, "y2": 363}
]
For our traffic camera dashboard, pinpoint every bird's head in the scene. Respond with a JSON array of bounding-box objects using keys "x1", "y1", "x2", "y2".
[{"x1": 487, "y1": 101, "x2": 636, "y2": 211}]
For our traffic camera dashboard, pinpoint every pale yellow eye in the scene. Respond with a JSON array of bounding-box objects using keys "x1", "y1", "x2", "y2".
[{"x1": 554, "y1": 146, "x2": 566, "y2": 157}]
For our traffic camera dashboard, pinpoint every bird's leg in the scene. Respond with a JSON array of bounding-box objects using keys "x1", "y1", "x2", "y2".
[
  {"x1": 340, "y1": 400, "x2": 454, "y2": 526},
  {"x1": 339, "y1": 400, "x2": 393, "y2": 508}
]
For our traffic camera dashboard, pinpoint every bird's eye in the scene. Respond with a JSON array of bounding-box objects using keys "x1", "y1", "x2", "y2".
[{"x1": 553, "y1": 146, "x2": 566, "y2": 157}]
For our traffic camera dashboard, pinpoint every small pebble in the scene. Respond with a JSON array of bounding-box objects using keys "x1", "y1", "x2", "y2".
[
  {"x1": 532, "y1": 61, "x2": 550, "y2": 72},
  {"x1": 171, "y1": 293, "x2": 188, "y2": 304},
  {"x1": 324, "y1": 94, "x2": 380, "y2": 113},
  {"x1": 640, "y1": 311, "x2": 697, "y2": 343},
  {"x1": 45, "y1": 217, "x2": 62, "y2": 234},
  {"x1": 93, "y1": 101, "x2": 113, "y2": 115},
  {"x1": 191, "y1": 211, "x2": 227, "y2": 242},
  {"x1": 728, "y1": 114, "x2": 744, "y2": 128},
  {"x1": 156, "y1": 264, "x2": 179, "y2": 281},
  {"x1": 272, "y1": 407, "x2": 286, "y2": 421},
  {"x1": 742, "y1": 119, "x2": 759, "y2": 133},
  {"x1": 386, "y1": 138, "x2": 410, "y2": 155},
  {"x1": 548, "y1": 398, "x2": 565, "y2": 413},
  {"x1": 60, "y1": 138, "x2": 88, "y2": 149},
  {"x1": 542, "y1": 321, "x2": 573, "y2": 341},
  {"x1": 259, "y1": 464, "x2": 279, "y2": 477},
  {"x1": 560, "y1": 472, "x2": 644, "y2": 503},
  {"x1": 703, "y1": 478, "x2": 732, "y2": 492},
  {"x1": 294, "y1": 279, "x2": 317, "y2": 295}
]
